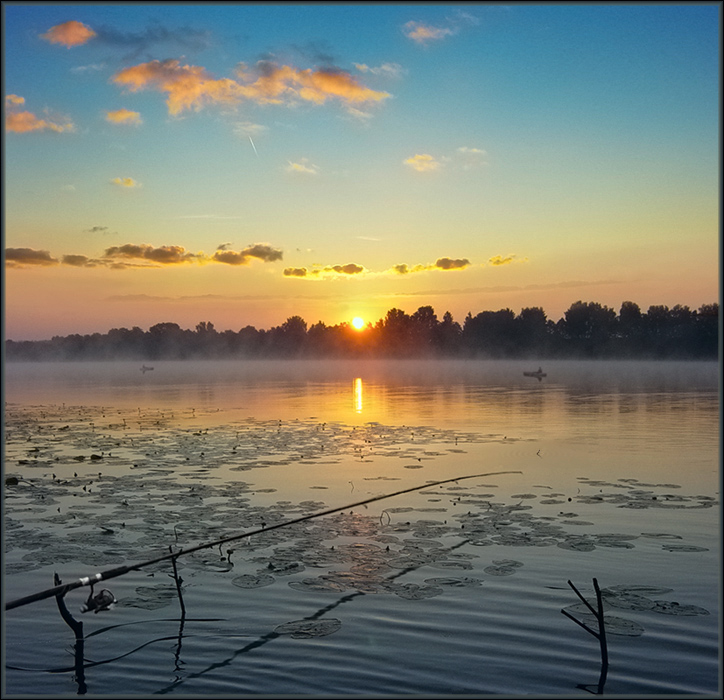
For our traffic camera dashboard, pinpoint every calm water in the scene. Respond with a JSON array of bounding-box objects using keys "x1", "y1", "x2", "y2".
[{"x1": 3, "y1": 359, "x2": 721, "y2": 697}]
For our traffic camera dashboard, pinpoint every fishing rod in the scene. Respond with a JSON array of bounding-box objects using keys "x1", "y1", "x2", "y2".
[{"x1": 5, "y1": 470, "x2": 521, "y2": 611}]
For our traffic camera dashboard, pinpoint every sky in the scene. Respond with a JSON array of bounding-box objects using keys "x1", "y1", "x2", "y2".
[{"x1": 3, "y1": 2, "x2": 720, "y2": 341}]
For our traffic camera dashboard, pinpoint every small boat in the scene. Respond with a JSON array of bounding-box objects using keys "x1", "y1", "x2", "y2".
[
  {"x1": 523, "y1": 367, "x2": 546, "y2": 381},
  {"x1": 140, "y1": 365, "x2": 154, "y2": 373}
]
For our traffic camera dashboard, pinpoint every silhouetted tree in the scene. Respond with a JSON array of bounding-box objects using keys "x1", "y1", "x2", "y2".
[
  {"x1": 516, "y1": 307, "x2": 549, "y2": 356},
  {"x1": 562, "y1": 301, "x2": 617, "y2": 356}
]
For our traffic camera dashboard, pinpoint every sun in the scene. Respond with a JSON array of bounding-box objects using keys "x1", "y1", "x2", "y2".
[{"x1": 351, "y1": 316, "x2": 366, "y2": 331}]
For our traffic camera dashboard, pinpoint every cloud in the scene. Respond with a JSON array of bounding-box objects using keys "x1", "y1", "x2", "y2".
[
  {"x1": 40, "y1": 20, "x2": 97, "y2": 48},
  {"x1": 390, "y1": 257, "x2": 471, "y2": 274},
  {"x1": 71, "y1": 63, "x2": 105, "y2": 74},
  {"x1": 488, "y1": 255, "x2": 517, "y2": 266},
  {"x1": 404, "y1": 153, "x2": 441, "y2": 172},
  {"x1": 111, "y1": 59, "x2": 391, "y2": 117},
  {"x1": 110, "y1": 177, "x2": 140, "y2": 188},
  {"x1": 5, "y1": 248, "x2": 59, "y2": 267},
  {"x1": 9, "y1": 241, "x2": 285, "y2": 271},
  {"x1": 211, "y1": 244, "x2": 283, "y2": 265},
  {"x1": 283, "y1": 263, "x2": 366, "y2": 278},
  {"x1": 456, "y1": 146, "x2": 488, "y2": 169},
  {"x1": 233, "y1": 121, "x2": 267, "y2": 138},
  {"x1": 434, "y1": 257, "x2": 471, "y2": 270},
  {"x1": 104, "y1": 244, "x2": 197, "y2": 265},
  {"x1": 5, "y1": 97, "x2": 74, "y2": 133},
  {"x1": 403, "y1": 21, "x2": 455, "y2": 44},
  {"x1": 85, "y1": 225, "x2": 111, "y2": 234},
  {"x1": 106, "y1": 108, "x2": 142, "y2": 125},
  {"x1": 91, "y1": 23, "x2": 213, "y2": 59},
  {"x1": 62, "y1": 254, "x2": 98, "y2": 267},
  {"x1": 283, "y1": 267, "x2": 309, "y2": 278},
  {"x1": 354, "y1": 62, "x2": 406, "y2": 79},
  {"x1": 285, "y1": 159, "x2": 319, "y2": 175},
  {"x1": 403, "y1": 12, "x2": 479, "y2": 45}
]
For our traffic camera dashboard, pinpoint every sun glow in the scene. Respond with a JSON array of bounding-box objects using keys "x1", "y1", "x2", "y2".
[{"x1": 351, "y1": 317, "x2": 366, "y2": 331}]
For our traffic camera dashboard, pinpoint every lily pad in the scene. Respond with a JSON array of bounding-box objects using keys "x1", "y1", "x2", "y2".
[
  {"x1": 231, "y1": 573, "x2": 275, "y2": 589},
  {"x1": 274, "y1": 618, "x2": 342, "y2": 638}
]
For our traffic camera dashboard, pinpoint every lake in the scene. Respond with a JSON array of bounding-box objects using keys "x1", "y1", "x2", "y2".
[{"x1": 2, "y1": 359, "x2": 721, "y2": 697}]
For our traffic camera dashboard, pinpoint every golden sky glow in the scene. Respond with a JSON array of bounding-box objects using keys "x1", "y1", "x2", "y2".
[{"x1": 3, "y1": 4, "x2": 719, "y2": 340}]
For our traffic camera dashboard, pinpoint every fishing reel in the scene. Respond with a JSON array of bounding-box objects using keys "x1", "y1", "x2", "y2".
[{"x1": 80, "y1": 584, "x2": 117, "y2": 614}]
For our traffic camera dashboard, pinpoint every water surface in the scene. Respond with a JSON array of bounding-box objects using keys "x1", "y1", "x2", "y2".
[{"x1": 3, "y1": 360, "x2": 720, "y2": 697}]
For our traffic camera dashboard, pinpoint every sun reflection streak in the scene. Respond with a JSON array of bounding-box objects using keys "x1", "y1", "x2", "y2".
[{"x1": 354, "y1": 377, "x2": 363, "y2": 413}]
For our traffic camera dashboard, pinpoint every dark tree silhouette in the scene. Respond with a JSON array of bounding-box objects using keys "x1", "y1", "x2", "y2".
[{"x1": 4, "y1": 300, "x2": 719, "y2": 361}]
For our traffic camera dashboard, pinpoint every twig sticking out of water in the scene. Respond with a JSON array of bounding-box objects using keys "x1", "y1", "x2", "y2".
[
  {"x1": 561, "y1": 578, "x2": 609, "y2": 695},
  {"x1": 5, "y1": 469, "x2": 522, "y2": 611},
  {"x1": 168, "y1": 546, "x2": 186, "y2": 618}
]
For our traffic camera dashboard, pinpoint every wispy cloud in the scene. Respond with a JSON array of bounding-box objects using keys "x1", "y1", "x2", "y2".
[
  {"x1": 285, "y1": 159, "x2": 319, "y2": 175},
  {"x1": 354, "y1": 62, "x2": 406, "y2": 79},
  {"x1": 403, "y1": 21, "x2": 455, "y2": 45},
  {"x1": 111, "y1": 59, "x2": 391, "y2": 117},
  {"x1": 5, "y1": 248, "x2": 59, "y2": 268},
  {"x1": 456, "y1": 146, "x2": 488, "y2": 169},
  {"x1": 40, "y1": 20, "x2": 97, "y2": 48},
  {"x1": 110, "y1": 176, "x2": 141, "y2": 188},
  {"x1": 488, "y1": 254, "x2": 519, "y2": 266},
  {"x1": 106, "y1": 108, "x2": 142, "y2": 125},
  {"x1": 233, "y1": 121, "x2": 267, "y2": 138},
  {"x1": 404, "y1": 153, "x2": 442, "y2": 173},
  {"x1": 92, "y1": 23, "x2": 213, "y2": 60},
  {"x1": 5, "y1": 95, "x2": 74, "y2": 134},
  {"x1": 403, "y1": 11, "x2": 479, "y2": 45},
  {"x1": 404, "y1": 147, "x2": 487, "y2": 173}
]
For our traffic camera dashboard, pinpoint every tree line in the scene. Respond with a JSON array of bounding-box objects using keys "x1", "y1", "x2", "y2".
[{"x1": 4, "y1": 300, "x2": 719, "y2": 361}]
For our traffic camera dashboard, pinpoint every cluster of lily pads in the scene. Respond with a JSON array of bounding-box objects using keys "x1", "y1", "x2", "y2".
[{"x1": 4, "y1": 403, "x2": 716, "y2": 637}]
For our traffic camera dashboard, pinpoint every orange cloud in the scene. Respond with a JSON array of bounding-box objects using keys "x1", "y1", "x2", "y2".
[
  {"x1": 5, "y1": 108, "x2": 74, "y2": 134},
  {"x1": 111, "y1": 59, "x2": 390, "y2": 116},
  {"x1": 404, "y1": 153, "x2": 441, "y2": 172},
  {"x1": 106, "y1": 108, "x2": 142, "y2": 125},
  {"x1": 5, "y1": 248, "x2": 59, "y2": 267},
  {"x1": 41, "y1": 20, "x2": 97, "y2": 48},
  {"x1": 5, "y1": 94, "x2": 25, "y2": 106}
]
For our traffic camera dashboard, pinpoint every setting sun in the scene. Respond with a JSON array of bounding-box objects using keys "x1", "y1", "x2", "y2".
[{"x1": 351, "y1": 317, "x2": 366, "y2": 331}]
